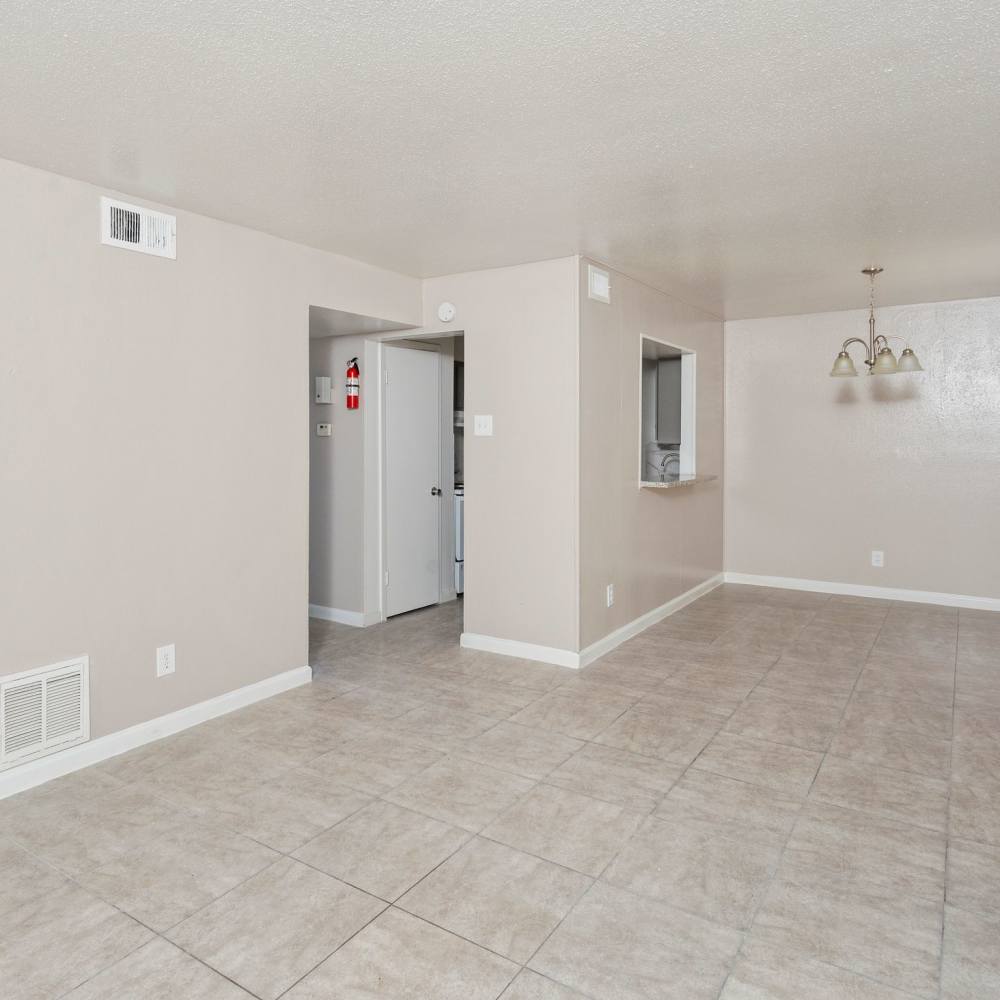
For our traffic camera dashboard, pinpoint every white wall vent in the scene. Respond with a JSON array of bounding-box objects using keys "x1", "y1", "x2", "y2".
[
  {"x1": 588, "y1": 264, "x2": 611, "y2": 304},
  {"x1": 1, "y1": 657, "x2": 89, "y2": 771},
  {"x1": 100, "y1": 196, "x2": 176, "y2": 258}
]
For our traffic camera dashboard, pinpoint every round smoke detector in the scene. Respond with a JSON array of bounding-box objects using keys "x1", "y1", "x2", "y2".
[{"x1": 437, "y1": 301, "x2": 456, "y2": 323}]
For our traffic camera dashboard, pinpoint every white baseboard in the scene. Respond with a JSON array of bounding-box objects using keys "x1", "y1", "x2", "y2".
[
  {"x1": 0, "y1": 664, "x2": 312, "y2": 801},
  {"x1": 460, "y1": 633, "x2": 582, "y2": 669},
  {"x1": 723, "y1": 572, "x2": 1000, "y2": 612},
  {"x1": 309, "y1": 604, "x2": 378, "y2": 627},
  {"x1": 462, "y1": 572, "x2": 726, "y2": 671},
  {"x1": 578, "y1": 572, "x2": 725, "y2": 668}
]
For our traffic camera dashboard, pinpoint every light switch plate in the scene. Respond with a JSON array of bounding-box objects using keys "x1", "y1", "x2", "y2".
[
  {"x1": 473, "y1": 414, "x2": 493, "y2": 436},
  {"x1": 316, "y1": 423, "x2": 332, "y2": 437}
]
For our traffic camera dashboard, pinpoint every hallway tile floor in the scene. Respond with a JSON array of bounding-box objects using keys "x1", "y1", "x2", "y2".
[{"x1": 2, "y1": 585, "x2": 999, "y2": 998}]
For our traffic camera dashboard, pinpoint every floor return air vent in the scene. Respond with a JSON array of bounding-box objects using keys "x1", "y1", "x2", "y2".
[{"x1": 0, "y1": 657, "x2": 90, "y2": 770}]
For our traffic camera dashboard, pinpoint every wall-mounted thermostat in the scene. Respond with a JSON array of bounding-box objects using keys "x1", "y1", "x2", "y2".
[
  {"x1": 315, "y1": 376, "x2": 332, "y2": 404},
  {"x1": 316, "y1": 423, "x2": 332, "y2": 437},
  {"x1": 437, "y1": 301, "x2": 457, "y2": 323}
]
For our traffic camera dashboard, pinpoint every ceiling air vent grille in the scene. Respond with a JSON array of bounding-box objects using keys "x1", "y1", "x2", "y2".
[
  {"x1": 1, "y1": 657, "x2": 89, "y2": 770},
  {"x1": 100, "y1": 196, "x2": 176, "y2": 258}
]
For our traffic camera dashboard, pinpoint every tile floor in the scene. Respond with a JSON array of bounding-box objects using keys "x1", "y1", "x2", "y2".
[{"x1": 1, "y1": 585, "x2": 998, "y2": 998}]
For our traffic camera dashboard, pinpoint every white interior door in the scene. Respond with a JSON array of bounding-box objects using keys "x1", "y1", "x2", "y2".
[{"x1": 384, "y1": 344, "x2": 441, "y2": 617}]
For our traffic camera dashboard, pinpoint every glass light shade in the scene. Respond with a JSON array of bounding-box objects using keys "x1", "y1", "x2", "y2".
[
  {"x1": 897, "y1": 347, "x2": 924, "y2": 372},
  {"x1": 872, "y1": 346, "x2": 899, "y2": 375},
  {"x1": 830, "y1": 351, "x2": 858, "y2": 377}
]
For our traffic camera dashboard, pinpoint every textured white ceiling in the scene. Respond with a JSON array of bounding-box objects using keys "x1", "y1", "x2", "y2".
[{"x1": 3, "y1": 1, "x2": 999, "y2": 318}]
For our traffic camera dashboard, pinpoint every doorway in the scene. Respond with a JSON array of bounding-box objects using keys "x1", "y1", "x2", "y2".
[
  {"x1": 382, "y1": 343, "x2": 441, "y2": 616},
  {"x1": 379, "y1": 334, "x2": 465, "y2": 623}
]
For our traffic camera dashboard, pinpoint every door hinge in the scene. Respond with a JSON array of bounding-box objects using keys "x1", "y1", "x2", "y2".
[{"x1": 383, "y1": 570, "x2": 389, "y2": 587}]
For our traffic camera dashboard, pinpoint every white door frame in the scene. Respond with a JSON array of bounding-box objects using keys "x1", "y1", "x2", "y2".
[{"x1": 370, "y1": 327, "x2": 465, "y2": 624}]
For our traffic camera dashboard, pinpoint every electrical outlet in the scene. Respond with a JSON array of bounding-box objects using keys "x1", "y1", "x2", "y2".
[
  {"x1": 156, "y1": 643, "x2": 175, "y2": 677},
  {"x1": 606, "y1": 583, "x2": 615, "y2": 608},
  {"x1": 871, "y1": 550, "x2": 885, "y2": 568}
]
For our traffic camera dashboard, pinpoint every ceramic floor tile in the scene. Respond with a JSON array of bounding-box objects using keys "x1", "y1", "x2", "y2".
[
  {"x1": 0, "y1": 838, "x2": 69, "y2": 922},
  {"x1": 435, "y1": 680, "x2": 545, "y2": 718},
  {"x1": 949, "y1": 771, "x2": 1000, "y2": 845},
  {"x1": 828, "y1": 716, "x2": 952, "y2": 779},
  {"x1": 855, "y1": 655, "x2": 955, "y2": 705},
  {"x1": 509, "y1": 690, "x2": 636, "y2": 741},
  {"x1": 756, "y1": 656, "x2": 859, "y2": 704},
  {"x1": 167, "y1": 857, "x2": 385, "y2": 1000},
  {"x1": 140, "y1": 741, "x2": 297, "y2": 813},
  {"x1": 392, "y1": 702, "x2": 501, "y2": 750},
  {"x1": 594, "y1": 698, "x2": 728, "y2": 766},
  {"x1": 294, "y1": 799, "x2": 469, "y2": 900},
  {"x1": 720, "y1": 939, "x2": 917, "y2": 999},
  {"x1": 654, "y1": 768, "x2": 803, "y2": 847},
  {"x1": 751, "y1": 877, "x2": 943, "y2": 997},
  {"x1": 0, "y1": 768, "x2": 123, "y2": 839},
  {"x1": 77, "y1": 819, "x2": 279, "y2": 931},
  {"x1": 529, "y1": 881, "x2": 742, "y2": 1000},
  {"x1": 724, "y1": 689, "x2": 844, "y2": 752},
  {"x1": 810, "y1": 755, "x2": 949, "y2": 832},
  {"x1": 199, "y1": 767, "x2": 373, "y2": 853},
  {"x1": 780, "y1": 800, "x2": 945, "y2": 901},
  {"x1": 942, "y1": 904, "x2": 1000, "y2": 1000},
  {"x1": 305, "y1": 729, "x2": 445, "y2": 794},
  {"x1": 1, "y1": 782, "x2": 190, "y2": 878},
  {"x1": 398, "y1": 837, "x2": 591, "y2": 962},
  {"x1": 456, "y1": 721, "x2": 583, "y2": 780},
  {"x1": 483, "y1": 784, "x2": 644, "y2": 876},
  {"x1": 62, "y1": 938, "x2": 255, "y2": 999},
  {"x1": 543, "y1": 742, "x2": 682, "y2": 811},
  {"x1": 946, "y1": 837, "x2": 1000, "y2": 917},
  {"x1": 282, "y1": 906, "x2": 518, "y2": 999},
  {"x1": 500, "y1": 970, "x2": 590, "y2": 999},
  {"x1": 385, "y1": 756, "x2": 535, "y2": 832},
  {"x1": 842, "y1": 690, "x2": 954, "y2": 738},
  {"x1": 604, "y1": 813, "x2": 782, "y2": 929},
  {"x1": 5, "y1": 596, "x2": 991, "y2": 1000},
  {"x1": 324, "y1": 685, "x2": 428, "y2": 722},
  {"x1": 0, "y1": 879, "x2": 152, "y2": 1000},
  {"x1": 693, "y1": 733, "x2": 824, "y2": 797}
]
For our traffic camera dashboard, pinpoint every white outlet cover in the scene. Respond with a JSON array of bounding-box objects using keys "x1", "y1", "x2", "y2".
[
  {"x1": 156, "y1": 643, "x2": 175, "y2": 677},
  {"x1": 871, "y1": 550, "x2": 885, "y2": 567},
  {"x1": 316, "y1": 423, "x2": 332, "y2": 436},
  {"x1": 606, "y1": 583, "x2": 615, "y2": 607},
  {"x1": 473, "y1": 414, "x2": 493, "y2": 436}
]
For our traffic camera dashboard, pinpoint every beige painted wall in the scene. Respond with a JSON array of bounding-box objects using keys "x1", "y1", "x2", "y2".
[
  {"x1": 579, "y1": 260, "x2": 725, "y2": 649},
  {"x1": 308, "y1": 334, "x2": 368, "y2": 615},
  {"x1": 725, "y1": 296, "x2": 1000, "y2": 599},
  {"x1": 421, "y1": 258, "x2": 580, "y2": 652},
  {"x1": 0, "y1": 157, "x2": 421, "y2": 739}
]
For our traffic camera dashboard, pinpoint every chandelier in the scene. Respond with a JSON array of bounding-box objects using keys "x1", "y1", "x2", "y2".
[{"x1": 830, "y1": 267, "x2": 923, "y2": 377}]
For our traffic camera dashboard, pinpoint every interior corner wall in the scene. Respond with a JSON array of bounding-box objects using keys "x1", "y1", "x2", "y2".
[
  {"x1": 578, "y1": 259, "x2": 725, "y2": 650},
  {"x1": 0, "y1": 156, "x2": 421, "y2": 741},
  {"x1": 724, "y1": 296, "x2": 1000, "y2": 600},
  {"x1": 421, "y1": 257, "x2": 580, "y2": 653},
  {"x1": 309, "y1": 334, "x2": 368, "y2": 616}
]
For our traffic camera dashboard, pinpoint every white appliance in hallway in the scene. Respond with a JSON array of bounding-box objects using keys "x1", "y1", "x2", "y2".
[
  {"x1": 383, "y1": 344, "x2": 441, "y2": 617},
  {"x1": 454, "y1": 485, "x2": 464, "y2": 594}
]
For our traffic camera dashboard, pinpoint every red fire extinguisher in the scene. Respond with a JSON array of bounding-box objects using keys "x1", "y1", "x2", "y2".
[{"x1": 345, "y1": 357, "x2": 360, "y2": 409}]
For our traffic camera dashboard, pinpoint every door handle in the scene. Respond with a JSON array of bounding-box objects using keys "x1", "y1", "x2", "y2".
[{"x1": 431, "y1": 487, "x2": 442, "y2": 496}]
